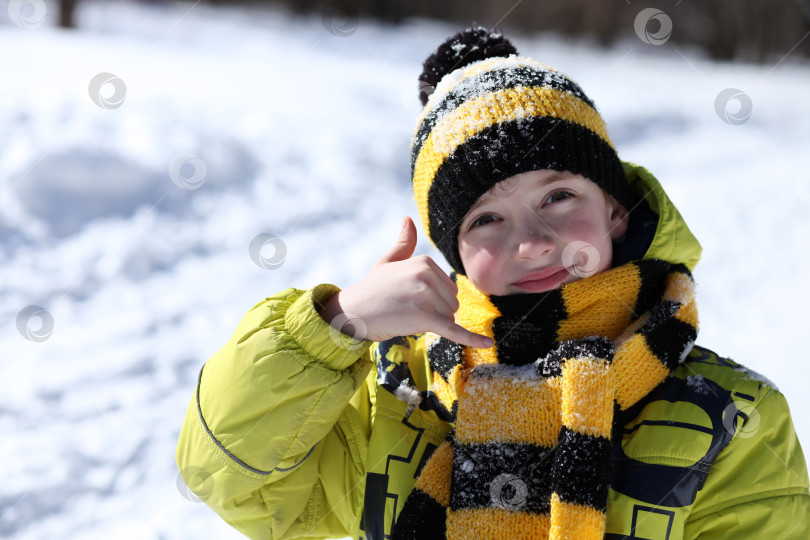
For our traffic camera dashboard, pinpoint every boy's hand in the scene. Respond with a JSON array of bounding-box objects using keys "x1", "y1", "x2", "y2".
[{"x1": 318, "y1": 217, "x2": 494, "y2": 349}]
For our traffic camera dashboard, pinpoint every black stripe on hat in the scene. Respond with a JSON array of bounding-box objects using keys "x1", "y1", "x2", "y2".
[
  {"x1": 412, "y1": 65, "x2": 597, "y2": 168},
  {"x1": 450, "y1": 441, "x2": 554, "y2": 513},
  {"x1": 550, "y1": 427, "x2": 611, "y2": 511},
  {"x1": 427, "y1": 116, "x2": 629, "y2": 274}
]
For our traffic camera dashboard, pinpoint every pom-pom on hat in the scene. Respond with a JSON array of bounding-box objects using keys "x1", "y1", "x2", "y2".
[{"x1": 411, "y1": 27, "x2": 633, "y2": 275}]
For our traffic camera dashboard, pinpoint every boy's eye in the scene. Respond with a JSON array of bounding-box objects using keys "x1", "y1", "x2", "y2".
[
  {"x1": 545, "y1": 190, "x2": 573, "y2": 204},
  {"x1": 470, "y1": 214, "x2": 497, "y2": 229}
]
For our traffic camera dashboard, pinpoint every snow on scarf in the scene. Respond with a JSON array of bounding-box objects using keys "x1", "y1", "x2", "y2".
[{"x1": 392, "y1": 259, "x2": 698, "y2": 540}]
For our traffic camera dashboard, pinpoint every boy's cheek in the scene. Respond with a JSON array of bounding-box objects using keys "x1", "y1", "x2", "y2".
[
  {"x1": 563, "y1": 223, "x2": 614, "y2": 265},
  {"x1": 469, "y1": 255, "x2": 509, "y2": 295}
]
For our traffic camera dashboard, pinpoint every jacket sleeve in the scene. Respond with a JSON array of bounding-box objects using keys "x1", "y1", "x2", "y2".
[
  {"x1": 684, "y1": 386, "x2": 810, "y2": 538},
  {"x1": 175, "y1": 284, "x2": 374, "y2": 540}
]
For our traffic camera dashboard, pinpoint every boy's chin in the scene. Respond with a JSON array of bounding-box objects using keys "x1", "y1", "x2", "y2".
[{"x1": 507, "y1": 282, "x2": 566, "y2": 295}]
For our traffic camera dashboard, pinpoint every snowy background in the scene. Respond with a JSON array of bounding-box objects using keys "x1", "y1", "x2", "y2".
[{"x1": 1, "y1": 1, "x2": 809, "y2": 538}]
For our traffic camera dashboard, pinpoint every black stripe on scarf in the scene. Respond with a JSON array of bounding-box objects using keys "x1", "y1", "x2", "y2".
[
  {"x1": 640, "y1": 308, "x2": 698, "y2": 370},
  {"x1": 490, "y1": 289, "x2": 567, "y2": 365},
  {"x1": 633, "y1": 259, "x2": 671, "y2": 318},
  {"x1": 428, "y1": 338, "x2": 464, "y2": 382},
  {"x1": 547, "y1": 337, "x2": 615, "y2": 365},
  {"x1": 450, "y1": 441, "x2": 554, "y2": 513},
  {"x1": 392, "y1": 489, "x2": 447, "y2": 540},
  {"x1": 551, "y1": 427, "x2": 612, "y2": 511}
]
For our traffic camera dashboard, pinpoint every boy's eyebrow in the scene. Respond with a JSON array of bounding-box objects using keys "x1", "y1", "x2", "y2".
[{"x1": 468, "y1": 171, "x2": 574, "y2": 212}]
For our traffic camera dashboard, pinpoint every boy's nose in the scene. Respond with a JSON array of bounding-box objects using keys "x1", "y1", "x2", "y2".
[{"x1": 513, "y1": 222, "x2": 555, "y2": 260}]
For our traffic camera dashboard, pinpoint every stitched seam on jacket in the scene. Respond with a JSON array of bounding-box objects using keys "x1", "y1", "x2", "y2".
[
  {"x1": 336, "y1": 407, "x2": 368, "y2": 475},
  {"x1": 330, "y1": 411, "x2": 368, "y2": 534},
  {"x1": 274, "y1": 444, "x2": 318, "y2": 472},
  {"x1": 686, "y1": 487, "x2": 810, "y2": 522},
  {"x1": 255, "y1": 488, "x2": 276, "y2": 540},
  {"x1": 278, "y1": 373, "x2": 334, "y2": 462},
  {"x1": 304, "y1": 484, "x2": 322, "y2": 535}
]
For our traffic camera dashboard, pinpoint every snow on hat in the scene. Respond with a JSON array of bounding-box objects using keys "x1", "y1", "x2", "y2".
[{"x1": 410, "y1": 27, "x2": 632, "y2": 274}]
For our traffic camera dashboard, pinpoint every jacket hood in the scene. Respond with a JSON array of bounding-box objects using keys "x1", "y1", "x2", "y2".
[{"x1": 615, "y1": 161, "x2": 702, "y2": 272}]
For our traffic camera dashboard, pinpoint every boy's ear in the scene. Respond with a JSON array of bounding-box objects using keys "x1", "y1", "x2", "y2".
[{"x1": 608, "y1": 197, "x2": 630, "y2": 240}]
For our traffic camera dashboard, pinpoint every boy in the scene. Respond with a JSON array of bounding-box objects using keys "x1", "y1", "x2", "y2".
[{"x1": 176, "y1": 27, "x2": 810, "y2": 539}]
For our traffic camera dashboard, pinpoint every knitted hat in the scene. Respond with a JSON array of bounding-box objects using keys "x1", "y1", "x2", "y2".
[{"x1": 411, "y1": 27, "x2": 633, "y2": 274}]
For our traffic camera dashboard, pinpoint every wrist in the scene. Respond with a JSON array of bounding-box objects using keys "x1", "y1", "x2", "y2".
[
  {"x1": 316, "y1": 291, "x2": 366, "y2": 340},
  {"x1": 316, "y1": 291, "x2": 343, "y2": 323},
  {"x1": 287, "y1": 285, "x2": 370, "y2": 368}
]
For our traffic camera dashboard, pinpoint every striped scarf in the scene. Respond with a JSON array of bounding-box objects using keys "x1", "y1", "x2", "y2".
[{"x1": 392, "y1": 259, "x2": 698, "y2": 540}]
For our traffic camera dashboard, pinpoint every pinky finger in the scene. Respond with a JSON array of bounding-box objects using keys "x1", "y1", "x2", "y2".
[{"x1": 435, "y1": 319, "x2": 495, "y2": 349}]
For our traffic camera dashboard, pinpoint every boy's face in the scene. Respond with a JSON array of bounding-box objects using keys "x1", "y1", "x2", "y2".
[{"x1": 457, "y1": 170, "x2": 629, "y2": 296}]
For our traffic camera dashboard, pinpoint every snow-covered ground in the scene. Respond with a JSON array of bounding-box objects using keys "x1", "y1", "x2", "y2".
[{"x1": 1, "y1": 1, "x2": 808, "y2": 538}]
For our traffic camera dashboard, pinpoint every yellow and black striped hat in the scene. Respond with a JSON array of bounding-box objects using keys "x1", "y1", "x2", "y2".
[{"x1": 411, "y1": 27, "x2": 633, "y2": 274}]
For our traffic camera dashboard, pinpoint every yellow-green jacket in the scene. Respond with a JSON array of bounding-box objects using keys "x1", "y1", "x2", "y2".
[{"x1": 176, "y1": 164, "x2": 810, "y2": 539}]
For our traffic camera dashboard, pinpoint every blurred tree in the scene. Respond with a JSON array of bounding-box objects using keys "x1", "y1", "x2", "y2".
[
  {"x1": 59, "y1": 0, "x2": 78, "y2": 28},
  {"x1": 203, "y1": 0, "x2": 810, "y2": 62}
]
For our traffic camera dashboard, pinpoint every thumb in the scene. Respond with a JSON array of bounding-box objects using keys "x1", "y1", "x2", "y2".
[{"x1": 377, "y1": 216, "x2": 417, "y2": 264}]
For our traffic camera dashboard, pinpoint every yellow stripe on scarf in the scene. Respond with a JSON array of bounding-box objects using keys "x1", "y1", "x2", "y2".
[
  {"x1": 432, "y1": 364, "x2": 464, "y2": 415},
  {"x1": 456, "y1": 274, "x2": 499, "y2": 367},
  {"x1": 613, "y1": 267, "x2": 696, "y2": 408},
  {"x1": 456, "y1": 371, "x2": 562, "y2": 447},
  {"x1": 414, "y1": 441, "x2": 454, "y2": 507},
  {"x1": 558, "y1": 265, "x2": 642, "y2": 342},
  {"x1": 665, "y1": 270, "x2": 699, "y2": 328},
  {"x1": 560, "y1": 358, "x2": 613, "y2": 439},
  {"x1": 549, "y1": 494, "x2": 605, "y2": 540},
  {"x1": 446, "y1": 508, "x2": 551, "y2": 540}
]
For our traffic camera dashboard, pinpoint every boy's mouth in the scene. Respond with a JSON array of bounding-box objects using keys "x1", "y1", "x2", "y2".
[{"x1": 512, "y1": 266, "x2": 569, "y2": 292}]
